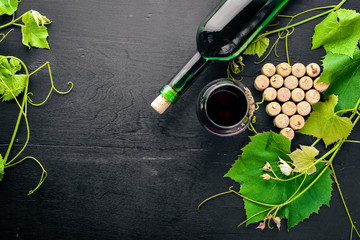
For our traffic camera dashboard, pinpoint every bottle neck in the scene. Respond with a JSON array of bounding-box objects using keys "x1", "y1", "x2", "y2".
[{"x1": 160, "y1": 52, "x2": 209, "y2": 104}]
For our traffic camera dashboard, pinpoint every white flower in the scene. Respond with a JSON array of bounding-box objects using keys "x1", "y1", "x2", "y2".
[
  {"x1": 261, "y1": 174, "x2": 271, "y2": 180},
  {"x1": 256, "y1": 221, "x2": 266, "y2": 230},
  {"x1": 273, "y1": 216, "x2": 281, "y2": 231},
  {"x1": 278, "y1": 157, "x2": 293, "y2": 176},
  {"x1": 262, "y1": 161, "x2": 272, "y2": 172}
]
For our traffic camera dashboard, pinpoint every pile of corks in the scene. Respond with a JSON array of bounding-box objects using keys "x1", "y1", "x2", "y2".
[{"x1": 254, "y1": 62, "x2": 329, "y2": 140}]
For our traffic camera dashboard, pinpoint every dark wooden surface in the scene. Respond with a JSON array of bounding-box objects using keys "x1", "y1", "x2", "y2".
[{"x1": 0, "y1": 0, "x2": 360, "y2": 239}]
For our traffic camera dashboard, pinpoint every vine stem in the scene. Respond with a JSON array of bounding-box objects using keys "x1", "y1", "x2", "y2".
[
  {"x1": 1, "y1": 80, "x2": 30, "y2": 166},
  {"x1": 230, "y1": 188, "x2": 277, "y2": 207},
  {"x1": 329, "y1": 163, "x2": 360, "y2": 238},
  {"x1": 0, "y1": 15, "x2": 23, "y2": 29},
  {"x1": 237, "y1": 207, "x2": 273, "y2": 228},
  {"x1": 197, "y1": 186, "x2": 278, "y2": 212},
  {"x1": 3, "y1": 57, "x2": 30, "y2": 164},
  {"x1": 335, "y1": 109, "x2": 356, "y2": 115},
  {"x1": 344, "y1": 140, "x2": 360, "y2": 144},
  {"x1": 311, "y1": 138, "x2": 321, "y2": 147},
  {"x1": 336, "y1": 97, "x2": 360, "y2": 116},
  {"x1": 278, "y1": 6, "x2": 337, "y2": 18},
  {"x1": 197, "y1": 188, "x2": 233, "y2": 212},
  {"x1": 258, "y1": 0, "x2": 347, "y2": 39},
  {"x1": 354, "y1": 97, "x2": 360, "y2": 112}
]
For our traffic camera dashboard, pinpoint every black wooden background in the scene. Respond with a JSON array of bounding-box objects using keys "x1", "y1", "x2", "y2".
[{"x1": 0, "y1": 0, "x2": 360, "y2": 239}]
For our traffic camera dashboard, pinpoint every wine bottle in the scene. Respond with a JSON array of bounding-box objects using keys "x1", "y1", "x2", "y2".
[{"x1": 151, "y1": 0, "x2": 290, "y2": 114}]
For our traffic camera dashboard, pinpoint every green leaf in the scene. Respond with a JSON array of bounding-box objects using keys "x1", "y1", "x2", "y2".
[
  {"x1": 0, "y1": 56, "x2": 27, "y2": 101},
  {"x1": 0, "y1": 57, "x2": 21, "y2": 79},
  {"x1": 0, "y1": 0, "x2": 18, "y2": 16},
  {"x1": 289, "y1": 146, "x2": 318, "y2": 175},
  {"x1": 312, "y1": 9, "x2": 360, "y2": 58},
  {"x1": 21, "y1": 11, "x2": 51, "y2": 49},
  {"x1": 0, "y1": 154, "x2": 4, "y2": 182},
  {"x1": 244, "y1": 37, "x2": 270, "y2": 58},
  {"x1": 319, "y1": 48, "x2": 360, "y2": 111},
  {"x1": 0, "y1": 74, "x2": 27, "y2": 101},
  {"x1": 224, "y1": 132, "x2": 333, "y2": 230},
  {"x1": 298, "y1": 95, "x2": 353, "y2": 146}
]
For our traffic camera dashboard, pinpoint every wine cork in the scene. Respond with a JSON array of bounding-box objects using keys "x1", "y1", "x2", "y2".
[
  {"x1": 297, "y1": 101, "x2": 311, "y2": 116},
  {"x1": 274, "y1": 114, "x2": 290, "y2": 129},
  {"x1": 263, "y1": 87, "x2": 277, "y2": 102},
  {"x1": 291, "y1": 88, "x2": 305, "y2": 102},
  {"x1": 299, "y1": 76, "x2": 313, "y2": 91},
  {"x1": 290, "y1": 115, "x2": 305, "y2": 130},
  {"x1": 270, "y1": 74, "x2": 284, "y2": 89},
  {"x1": 151, "y1": 94, "x2": 171, "y2": 114},
  {"x1": 314, "y1": 77, "x2": 329, "y2": 93},
  {"x1": 306, "y1": 63, "x2": 321, "y2": 78},
  {"x1": 277, "y1": 87, "x2": 291, "y2": 102},
  {"x1": 262, "y1": 63, "x2": 276, "y2": 77},
  {"x1": 266, "y1": 102, "x2": 281, "y2": 117},
  {"x1": 292, "y1": 63, "x2": 306, "y2": 78},
  {"x1": 284, "y1": 75, "x2": 299, "y2": 90},
  {"x1": 276, "y1": 63, "x2": 292, "y2": 77},
  {"x1": 280, "y1": 128, "x2": 295, "y2": 141},
  {"x1": 282, "y1": 102, "x2": 297, "y2": 116},
  {"x1": 254, "y1": 75, "x2": 270, "y2": 91},
  {"x1": 305, "y1": 89, "x2": 321, "y2": 105}
]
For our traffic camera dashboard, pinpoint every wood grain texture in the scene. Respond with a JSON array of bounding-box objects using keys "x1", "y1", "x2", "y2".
[{"x1": 0, "y1": 0, "x2": 360, "y2": 239}]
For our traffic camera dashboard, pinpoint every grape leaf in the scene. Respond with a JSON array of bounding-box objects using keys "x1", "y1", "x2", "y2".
[
  {"x1": 224, "y1": 132, "x2": 333, "y2": 231},
  {"x1": 312, "y1": 9, "x2": 360, "y2": 58},
  {"x1": 0, "y1": 74, "x2": 27, "y2": 101},
  {"x1": 319, "y1": 48, "x2": 360, "y2": 112},
  {"x1": 0, "y1": 0, "x2": 18, "y2": 16},
  {"x1": 244, "y1": 37, "x2": 270, "y2": 58},
  {"x1": 0, "y1": 57, "x2": 27, "y2": 101},
  {"x1": 289, "y1": 146, "x2": 318, "y2": 175},
  {"x1": 0, "y1": 57, "x2": 21, "y2": 78},
  {"x1": 298, "y1": 95, "x2": 353, "y2": 146},
  {"x1": 21, "y1": 11, "x2": 51, "y2": 49},
  {"x1": 0, "y1": 154, "x2": 4, "y2": 182}
]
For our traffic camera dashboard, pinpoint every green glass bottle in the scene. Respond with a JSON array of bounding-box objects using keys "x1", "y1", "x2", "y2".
[{"x1": 151, "y1": 0, "x2": 290, "y2": 114}]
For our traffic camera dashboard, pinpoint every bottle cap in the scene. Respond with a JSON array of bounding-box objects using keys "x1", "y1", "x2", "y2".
[{"x1": 151, "y1": 94, "x2": 171, "y2": 114}]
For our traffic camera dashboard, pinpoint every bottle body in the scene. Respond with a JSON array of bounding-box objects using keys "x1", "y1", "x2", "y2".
[
  {"x1": 197, "y1": 0, "x2": 289, "y2": 60},
  {"x1": 152, "y1": 0, "x2": 290, "y2": 114}
]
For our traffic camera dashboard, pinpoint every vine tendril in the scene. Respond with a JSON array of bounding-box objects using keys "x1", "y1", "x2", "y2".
[
  {"x1": 27, "y1": 62, "x2": 74, "y2": 106},
  {"x1": 227, "y1": 56, "x2": 244, "y2": 81},
  {"x1": 0, "y1": 28, "x2": 14, "y2": 43},
  {"x1": 255, "y1": 94, "x2": 266, "y2": 111}
]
